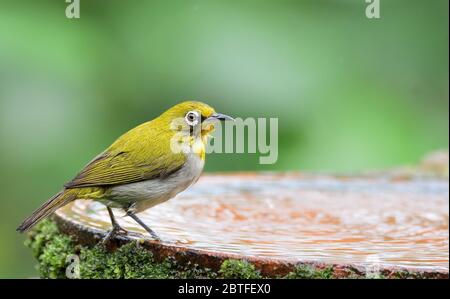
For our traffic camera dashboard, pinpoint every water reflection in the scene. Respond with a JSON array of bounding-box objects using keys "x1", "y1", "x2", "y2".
[{"x1": 58, "y1": 174, "x2": 449, "y2": 271}]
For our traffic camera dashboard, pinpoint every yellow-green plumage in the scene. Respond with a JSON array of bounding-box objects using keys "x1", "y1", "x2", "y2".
[
  {"x1": 17, "y1": 101, "x2": 229, "y2": 237},
  {"x1": 65, "y1": 120, "x2": 186, "y2": 188}
]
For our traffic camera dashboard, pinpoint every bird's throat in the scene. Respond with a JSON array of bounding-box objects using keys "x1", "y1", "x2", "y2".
[{"x1": 191, "y1": 137, "x2": 206, "y2": 161}]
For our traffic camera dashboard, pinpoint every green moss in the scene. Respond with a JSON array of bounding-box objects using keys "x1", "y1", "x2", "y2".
[
  {"x1": 26, "y1": 220, "x2": 406, "y2": 279},
  {"x1": 25, "y1": 219, "x2": 76, "y2": 278},
  {"x1": 24, "y1": 219, "x2": 60, "y2": 259},
  {"x1": 25, "y1": 220, "x2": 217, "y2": 279},
  {"x1": 81, "y1": 243, "x2": 219, "y2": 278},
  {"x1": 79, "y1": 243, "x2": 173, "y2": 278},
  {"x1": 283, "y1": 264, "x2": 334, "y2": 279},
  {"x1": 390, "y1": 270, "x2": 412, "y2": 279},
  {"x1": 219, "y1": 259, "x2": 262, "y2": 279}
]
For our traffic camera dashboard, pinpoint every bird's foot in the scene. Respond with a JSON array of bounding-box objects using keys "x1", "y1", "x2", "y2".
[
  {"x1": 101, "y1": 224, "x2": 128, "y2": 245},
  {"x1": 147, "y1": 231, "x2": 161, "y2": 242}
]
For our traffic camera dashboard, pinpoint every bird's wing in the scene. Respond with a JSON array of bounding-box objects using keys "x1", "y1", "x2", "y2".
[{"x1": 64, "y1": 123, "x2": 186, "y2": 188}]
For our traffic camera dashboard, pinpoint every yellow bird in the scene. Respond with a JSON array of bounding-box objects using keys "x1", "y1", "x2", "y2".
[{"x1": 17, "y1": 101, "x2": 234, "y2": 242}]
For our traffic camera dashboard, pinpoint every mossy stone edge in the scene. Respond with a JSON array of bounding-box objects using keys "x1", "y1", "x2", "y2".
[{"x1": 25, "y1": 219, "x2": 447, "y2": 279}]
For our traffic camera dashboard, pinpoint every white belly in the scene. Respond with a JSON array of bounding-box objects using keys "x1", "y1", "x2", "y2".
[{"x1": 104, "y1": 154, "x2": 204, "y2": 213}]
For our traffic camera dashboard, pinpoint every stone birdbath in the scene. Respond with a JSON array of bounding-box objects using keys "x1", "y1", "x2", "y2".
[{"x1": 26, "y1": 151, "x2": 449, "y2": 279}]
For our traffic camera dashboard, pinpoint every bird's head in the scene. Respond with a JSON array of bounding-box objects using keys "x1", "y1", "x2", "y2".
[
  {"x1": 159, "y1": 101, "x2": 234, "y2": 138},
  {"x1": 156, "y1": 101, "x2": 234, "y2": 159}
]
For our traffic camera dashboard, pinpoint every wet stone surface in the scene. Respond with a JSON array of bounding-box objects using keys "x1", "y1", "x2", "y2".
[{"x1": 55, "y1": 172, "x2": 449, "y2": 278}]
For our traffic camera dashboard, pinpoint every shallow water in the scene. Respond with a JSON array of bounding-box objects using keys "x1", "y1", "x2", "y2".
[{"x1": 59, "y1": 174, "x2": 449, "y2": 271}]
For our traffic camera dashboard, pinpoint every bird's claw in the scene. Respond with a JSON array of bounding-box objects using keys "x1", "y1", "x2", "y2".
[
  {"x1": 101, "y1": 225, "x2": 128, "y2": 245},
  {"x1": 129, "y1": 231, "x2": 161, "y2": 242},
  {"x1": 150, "y1": 233, "x2": 161, "y2": 242}
]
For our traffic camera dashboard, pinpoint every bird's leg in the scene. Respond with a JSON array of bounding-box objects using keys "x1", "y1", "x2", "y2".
[
  {"x1": 102, "y1": 207, "x2": 128, "y2": 244},
  {"x1": 127, "y1": 212, "x2": 161, "y2": 241}
]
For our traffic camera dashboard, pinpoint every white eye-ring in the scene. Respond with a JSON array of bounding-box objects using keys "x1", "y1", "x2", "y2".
[{"x1": 185, "y1": 110, "x2": 200, "y2": 126}]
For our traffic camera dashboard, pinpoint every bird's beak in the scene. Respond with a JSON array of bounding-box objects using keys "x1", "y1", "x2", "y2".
[{"x1": 207, "y1": 112, "x2": 235, "y2": 122}]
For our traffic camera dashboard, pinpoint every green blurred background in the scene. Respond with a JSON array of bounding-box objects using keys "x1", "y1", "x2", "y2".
[{"x1": 0, "y1": 0, "x2": 448, "y2": 278}]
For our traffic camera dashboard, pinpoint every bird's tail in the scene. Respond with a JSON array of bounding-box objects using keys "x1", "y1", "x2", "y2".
[{"x1": 17, "y1": 189, "x2": 79, "y2": 233}]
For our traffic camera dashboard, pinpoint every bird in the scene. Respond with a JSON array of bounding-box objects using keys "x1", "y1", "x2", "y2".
[{"x1": 17, "y1": 101, "x2": 234, "y2": 242}]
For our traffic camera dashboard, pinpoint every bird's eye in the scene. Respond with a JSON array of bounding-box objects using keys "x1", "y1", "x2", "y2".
[{"x1": 185, "y1": 111, "x2": 199, "y2": 126}]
